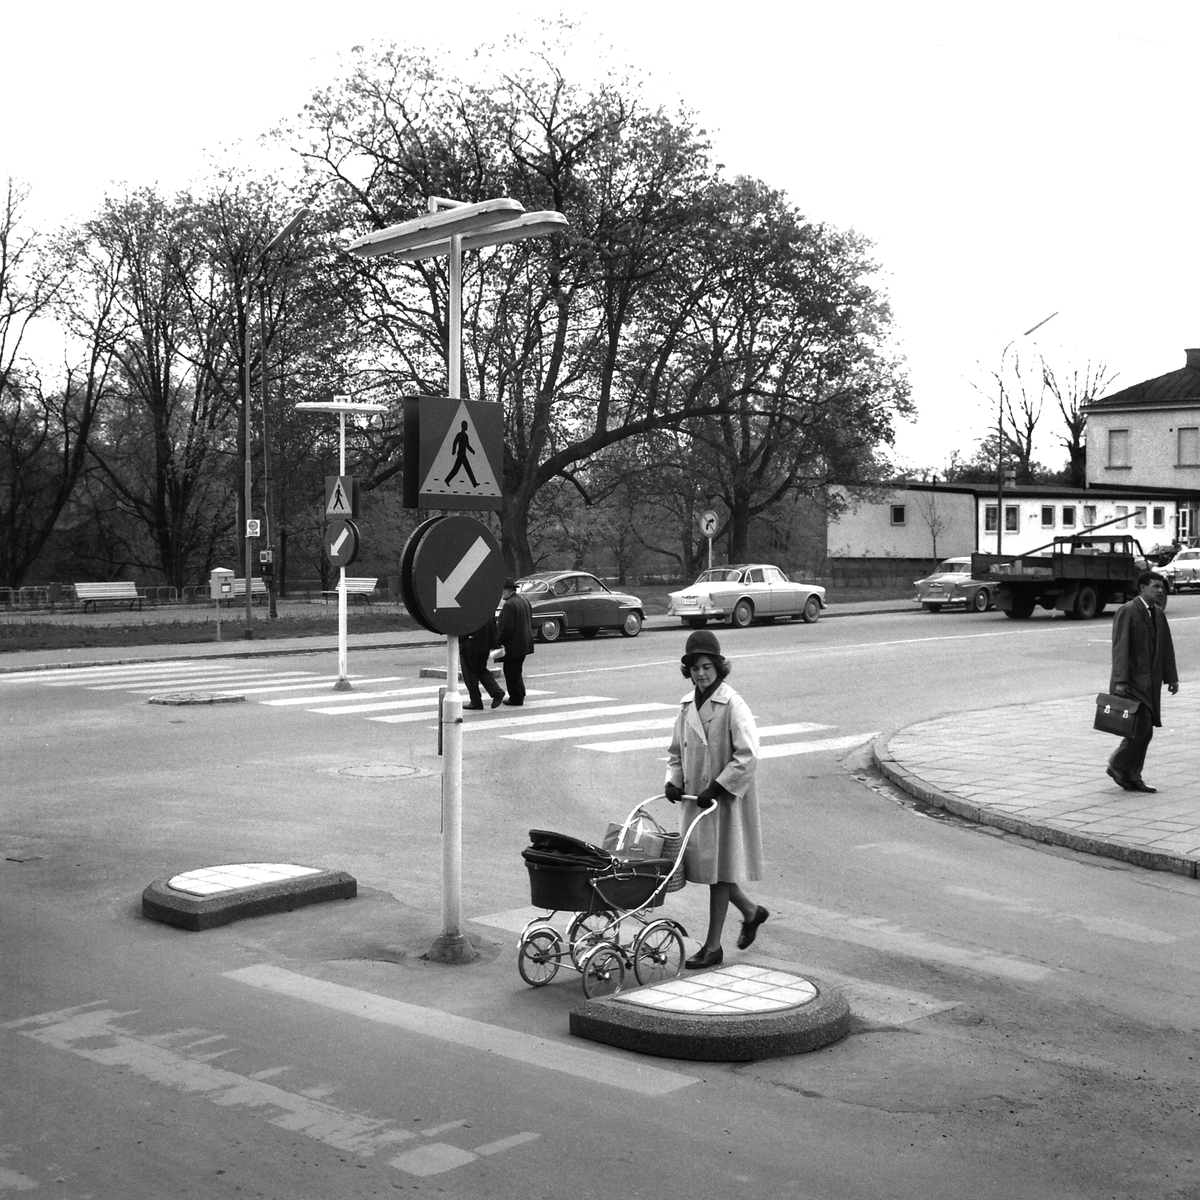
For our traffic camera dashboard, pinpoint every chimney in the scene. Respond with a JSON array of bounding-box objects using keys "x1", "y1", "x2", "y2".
[{"x1": 1186, "y1": 348, "x2": 1200, "y2": 371}]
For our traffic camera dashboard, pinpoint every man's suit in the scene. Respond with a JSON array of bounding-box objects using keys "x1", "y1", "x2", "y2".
[{"x1": 1108, "y1": 596, "x2": 1177, "y2": 782}]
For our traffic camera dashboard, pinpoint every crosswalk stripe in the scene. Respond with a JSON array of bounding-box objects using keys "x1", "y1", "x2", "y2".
[
  {"x1": 44, "y1": 664, "x2": 256, "y2": 687},
  {"x1": 180, "y1": 675, "x2": 382, "y2": 696},
  {"x1": 506, "y1": 717, "x2": 677, "y2": 743},
  {"x1": 308, "y1": 696, "x2": 444, "y2": 715},
  {"x1": 108, "y1": 672, "x2": 322, "y2": 693},
  {"x1": 263, "y1": 684, "x2": 443, "y2": 707},
  {"x1": 758, "y1": 733, "x2": 879, "y2": 759},
  {"x1": 576, "y1": 735, "x2": 672, "y2": 753},
  {"x1": 1, "y1": 661, "x2": 202, "y2": 682},
  {"x1": 461, "y1": 701, "x2": 667, "y2": 731}
]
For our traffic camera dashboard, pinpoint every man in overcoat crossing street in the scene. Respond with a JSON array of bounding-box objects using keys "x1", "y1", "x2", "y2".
[
  {"x1": 1107, "y1": 570, "x2": 1179, "y2": 793},
  {"x1": 496, "y1": 578, "x2": 535, "y2": 706}
]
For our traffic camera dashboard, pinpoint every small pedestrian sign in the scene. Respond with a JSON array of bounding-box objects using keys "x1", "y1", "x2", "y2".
[
  {"x1": 403, "y1": 396, "x2": 504, "y2": 512},
  {"x1": 325, "y1": 476, "x2": 358, "y2": 518}
]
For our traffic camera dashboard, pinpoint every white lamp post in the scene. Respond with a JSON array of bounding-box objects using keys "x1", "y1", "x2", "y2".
[
  {"x1": 296, "y1": 398, "x2": 388, "y2": 688},
  {"x1": 348, "y1": 197, "x2": 568, "y2": 963}
]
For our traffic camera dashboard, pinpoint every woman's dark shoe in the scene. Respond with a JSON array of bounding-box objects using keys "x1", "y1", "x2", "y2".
[
  {"x1": 736, "y1": 906, "x2": 769, "y2": 950},
  {"x1": 684, "y1": 946, "x2": 723, "y2": 970}
]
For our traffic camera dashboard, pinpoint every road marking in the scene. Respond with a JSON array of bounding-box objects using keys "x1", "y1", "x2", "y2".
[
  {"x1": 758, "y1": 732, "x2": 879, "y2": 759},
  {"x1": 461, "y1": 701, "x2": 668, "y2": 731},
  {"x1": 264, "y1": 684, "x2": 443, "y2": 707},
  {"x1": 507, "y1": 717, "x2": 677, "y2": 742},
  {"x1": 224, "y1": 964, "x2": 696, "y2": 1095}
]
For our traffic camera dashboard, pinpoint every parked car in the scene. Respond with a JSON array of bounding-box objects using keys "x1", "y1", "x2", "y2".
[
  {"x1": 667, "y1": 564, "x2": 826, "y2": 628},
  {"x1": 1160, "y1": 547, "x2": 1200, "y2": 592},
  {"x1": 515, "y1": 572, "x2": 645, "y2": 642},
  {"x1": 914, "y1": 557, "x2": 995, "y2": 613}
]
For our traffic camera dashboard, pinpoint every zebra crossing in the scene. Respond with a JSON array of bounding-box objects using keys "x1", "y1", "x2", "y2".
[{"x1": 2, "y1": 659, "x2": 878, "y2": 758}]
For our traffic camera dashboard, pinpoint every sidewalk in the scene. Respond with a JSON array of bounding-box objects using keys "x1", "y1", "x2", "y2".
[{"x1": 875, "y1": 690, "x2": 1200, "y2": 878}]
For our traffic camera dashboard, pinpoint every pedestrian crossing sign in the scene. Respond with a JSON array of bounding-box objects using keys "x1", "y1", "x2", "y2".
[
  {"x1": 403, "y1": 396, "x2": 504, "y2": 512},
  {"x1": 325, "y1": 476, "x2": 359, "y2": 518}
]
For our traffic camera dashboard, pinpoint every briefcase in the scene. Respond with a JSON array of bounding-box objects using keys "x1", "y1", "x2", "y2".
[{"x1": 1093, "y1": 693, "x2": 1141, "y2": 737}]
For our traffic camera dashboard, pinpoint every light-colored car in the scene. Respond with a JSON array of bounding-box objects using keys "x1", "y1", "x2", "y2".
[
  {"x1": 914, "y1": 557, "x2": 995, "y2": 613},
  {"x1": 1160, "y1": 547, "x2": 1200, "y2": 592},
  {"x1": 515, "y1": 571, "x2": 644, "y2": 642},
  {"x1": 667, "y1": 564, "x2": 826, "y2": 628}
]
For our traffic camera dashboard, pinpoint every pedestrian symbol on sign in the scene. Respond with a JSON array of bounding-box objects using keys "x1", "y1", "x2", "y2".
[
  {"x1": 420, "y1": 402, "x2": 501, "y2": 503},
  {"x1": 325, "y1": 475, "x2": 358, "y2": 518}
]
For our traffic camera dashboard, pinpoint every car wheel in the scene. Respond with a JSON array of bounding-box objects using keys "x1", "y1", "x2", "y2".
[
  {"x1": 801, "y1": 596, "x2": 821, "y2": 623},
  {"x1": 538, "y1": 617, "x2": 562, "y2": 643},
  {"x1": 731, "y1": 599, "x2": 754, "y2": 628},
  {"x1": 970, "y1": 588, "x2": 990, "y2": 613},
  {"x1": 922, "y1": 603, "x2": 943, "y2": 613},
  {"x1": 1072, "y1": 584, "x2": 1099, "y2": 620},
  {"x1": 619, "y1": 611, "x2": 643, "y2": 638},
  {"x1": 580, "y1": 627, "x2": 600, "y2": 639}
]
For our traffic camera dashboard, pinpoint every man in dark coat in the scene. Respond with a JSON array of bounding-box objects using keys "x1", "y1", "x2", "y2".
[
  {"x1": 1107, "y1": 571, "x2": 1179, "y2": 793},
  {"x1": 458, "y1": 616, "x2": 504, "y2": 710},
  {"x1": 496, "y1": 578, "x2": 535, "y2": 706}
]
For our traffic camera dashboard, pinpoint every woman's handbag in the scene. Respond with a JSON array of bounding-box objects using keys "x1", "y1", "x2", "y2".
[{"x1": 1093, "y1": 692, "x2": 1141, "y2": 736}]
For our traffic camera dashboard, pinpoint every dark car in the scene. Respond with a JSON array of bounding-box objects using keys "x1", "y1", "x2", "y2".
[{"x1": 515, "y1": 572, "x2": 645, "y2": 642}]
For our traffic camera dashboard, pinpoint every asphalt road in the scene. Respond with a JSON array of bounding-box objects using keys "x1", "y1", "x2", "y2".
[{"x1": 3, "y1": 601, "x2": 1199, "y2": 1199}]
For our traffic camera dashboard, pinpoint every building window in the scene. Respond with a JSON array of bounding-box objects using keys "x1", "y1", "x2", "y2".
[
  {"x1": 1108, "y1": 429, "x2": 1130, "y2": 468},
  {"x1": 890, "y1": 504, "x2": 906, "y2": 526},
  {"x1": 1152, "y1": 506, "x2": 1165, "y2": 528},
  {"x1": 984, "y1": 505, "x2": 998, "y2": 532},
  {"x1": 1134, "y1": 506, "x2": 1147, "y2": 528},
  {"x1": 1005, "y1": 505, "x2": 1019, "y2": 532},
  {"x1": 1116, "y1": 505, "x2": 1128, "y2": 529},
  {"x1": 1041, "y1": 506, "x2": 1055, "y2": 528},
  {"x1": 1062, "y1": 506, "x2": 1076, "y2": 528},
  {"x1": 1083, "y1": 504, "x2": 1097, "y2": 528},
  {"x1": 1179, "y1": 427, "x2": 1199, "y2": 466}
]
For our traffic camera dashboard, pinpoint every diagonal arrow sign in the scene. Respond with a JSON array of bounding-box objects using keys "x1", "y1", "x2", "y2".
[
  {"x1": 436, "y1": 536, "x2": 491, "y2": 609},
  {"x1": 330, "y1": 527, "x2": 350, "y2": 557}
]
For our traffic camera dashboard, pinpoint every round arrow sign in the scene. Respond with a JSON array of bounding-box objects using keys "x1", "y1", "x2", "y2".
[
  {"x1": 406, "y1": 515, "x2": 505, "y2": 637},
  {"x1": 325, "y1": 518, "x2": 360, "y2": 569},
  {"x1": 699, "y1": 510, "x2": 719, "y2": 537}
]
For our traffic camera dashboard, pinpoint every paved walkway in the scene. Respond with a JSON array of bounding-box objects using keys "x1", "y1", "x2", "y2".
[{"x1": 875, "y1": 689, "x2": 1200, "y2": 878}]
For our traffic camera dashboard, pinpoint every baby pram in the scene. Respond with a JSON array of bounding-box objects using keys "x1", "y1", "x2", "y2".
[{"x1": 516, "y1": 794, "x2": 710, "y2": 997}]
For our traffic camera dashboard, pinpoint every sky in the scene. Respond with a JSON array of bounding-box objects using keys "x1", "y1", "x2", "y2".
[{"x1": 4, "y1": 0, "x2": 1198, "y2": 474}]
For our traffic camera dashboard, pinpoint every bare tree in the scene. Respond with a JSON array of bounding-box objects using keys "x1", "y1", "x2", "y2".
[
  {"x1": 912, "y1": 489, "x2": 949, "y2": 560},
  {"x1": 1041, "y1": 357, "x2": 1116, "y2": 488}
]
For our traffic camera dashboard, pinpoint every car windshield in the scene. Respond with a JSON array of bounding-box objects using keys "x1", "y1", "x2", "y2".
[
  {"x1": 518, "y1": 580, "x2": 550, "y2": 595},
  {"x1": 938, "y1": 560, "x2": 969, "y2": 573},
  {"x1": 695, "y1": 569, "x2": 742, "y2": 584}
]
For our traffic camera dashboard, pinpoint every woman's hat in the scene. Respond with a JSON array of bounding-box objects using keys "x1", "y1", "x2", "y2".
[{"x1": 681, "y1": 629, "x2": 725, "y2": 666}]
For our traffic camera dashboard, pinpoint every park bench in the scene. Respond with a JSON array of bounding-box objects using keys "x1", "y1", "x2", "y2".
[
  {"x1": 223, "y1": 578, "x2": 268, "y2": 606},
  {"x1": 75, "y1": 582, "x2": 143, "y2": 612},
  {"x1": 323, "y1": 577, "x2": 378, "y2": 605}
]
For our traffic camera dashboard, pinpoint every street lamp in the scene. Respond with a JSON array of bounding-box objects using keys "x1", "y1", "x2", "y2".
[
  {"x1": 243, "y1": 208, "x2": 309, "y2": 635},
  {"x1": 995, "y1": 311, "x2": 1058, "y2": 555},
  {"x1": 348, "y1": 196, "x2": 568, "y2": 965},
  {"x1": 295, "y1": 397, "x2": 388, "y2": 689}
]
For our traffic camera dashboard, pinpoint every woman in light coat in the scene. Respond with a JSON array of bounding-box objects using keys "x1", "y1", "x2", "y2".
[{"x1": 665, "y1": 630, "x2": 768, "y2": 969}]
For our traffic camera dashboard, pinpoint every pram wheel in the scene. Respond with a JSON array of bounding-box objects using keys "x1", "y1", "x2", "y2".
[
  {"x1": 568, "y1": 909, "x2": 616, "y2": 968},
  {"x1": 632, "y1": 920, "x2": 686, "y2": 986},
  {"x1": 579, "y1": 942, "x2": 625, "y2": 998},
  {"x1": 517, "y1": 926, "x2": 562, "y2": 987}
]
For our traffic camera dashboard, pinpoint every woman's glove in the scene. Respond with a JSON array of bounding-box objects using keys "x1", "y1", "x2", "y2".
[
  {"x1": 664, "y1": 782, "x2": 683, "y2": 804},
  {"x1": 696, "y1": 783, "x2": 722, "y2": 810}
]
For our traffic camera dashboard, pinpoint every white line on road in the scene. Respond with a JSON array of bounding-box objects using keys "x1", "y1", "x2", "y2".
[
  {"x1": 462, "y1": 702, "x2": 671, "y2": 732},
  {"x1": 224, "y1": 964, "x2": 696, "y2": 1095},
  {"x1": 506, "y1": 717, "x2": 677, "y2": 742},
  {"x1": 758, "y1": 733, "x2": 879, "y2": 759},
  {"x1": 263, "y1": 684, "x2": 443, "y2": 707}
]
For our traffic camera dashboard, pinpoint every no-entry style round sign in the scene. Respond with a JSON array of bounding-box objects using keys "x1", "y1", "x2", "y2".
[{"x1": 402, "y1": 515, "x2": 506, "y2": 636}]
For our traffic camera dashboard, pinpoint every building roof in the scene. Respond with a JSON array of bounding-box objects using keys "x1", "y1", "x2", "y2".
[
  {"x1": 868, "y1": 480, "x2": 1199, "y2": 501},
  {"x1": 1085, "y1": 348, "x2": 1200, "y2": 411}
]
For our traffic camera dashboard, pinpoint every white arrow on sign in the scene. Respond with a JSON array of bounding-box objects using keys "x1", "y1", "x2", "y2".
[
  {"x1": 436, "y1": 536, "x2": 491, "y2": 609},
  {"x1": 330, "y1": 527, "x2": 350, "y2": 557}
]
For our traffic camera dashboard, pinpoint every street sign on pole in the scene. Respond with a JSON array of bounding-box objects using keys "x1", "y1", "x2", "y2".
[
  {"x1": 699, "y1": 510, "x2": 718, "y2": 537},
  {"x1": 246, "y1": 519, "x2": 261, "y2": 538},
  {"x1": 402, "y1": 515, "x2": 505, "y2": 636},
  {"x1": 403, "y1": 396, "x2": 504, "y2": 511},
  {"x1": 325, "y1": 519, "x2": 360, "y2": 569},
  {"x1": 325, "y1": 475, "x2": 359, "y2": 518}
]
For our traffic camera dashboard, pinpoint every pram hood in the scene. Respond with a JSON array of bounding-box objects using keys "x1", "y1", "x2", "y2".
[{"x1": 523, "y1": 829, "x2": 613, "y2": 869}]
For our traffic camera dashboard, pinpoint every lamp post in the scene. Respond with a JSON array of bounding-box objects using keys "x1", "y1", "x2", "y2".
[
  {"x1": 243, "y1": 208, "x2": 309, "y2": 634},
  {"x1": 348, "y1": 197, "x2": 568, "y2": 964},
  {"x1": 995, "y1": 311, "x2": 1058, "y2": 555},
  {"x1": 295, "y1": 398, "x2": 388, "y2": 688}
]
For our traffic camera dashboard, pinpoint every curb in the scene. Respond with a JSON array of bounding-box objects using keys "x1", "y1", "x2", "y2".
[{"x1": 871, "y1": 733, "x2": 1199, "y2": 879}]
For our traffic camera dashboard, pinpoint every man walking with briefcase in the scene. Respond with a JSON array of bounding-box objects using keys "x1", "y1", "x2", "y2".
[{"x1": 1106, "y1": 571, "x2": 1179, "y2": 793}]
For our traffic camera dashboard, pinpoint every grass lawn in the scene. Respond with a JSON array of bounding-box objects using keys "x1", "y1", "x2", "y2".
[{"x1": 0, "y1": 583, "x2": 912, "y2": 655}]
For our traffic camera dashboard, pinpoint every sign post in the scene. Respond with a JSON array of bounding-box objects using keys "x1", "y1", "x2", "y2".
[
  {"x1": 350, "y1": 196, "x2": 568, "y2": 965},
  {"x1": 296, "y1": 399, "x2": 388, "y2": 689},
  {"x1": 699, "y1": 509, "x2": 719, "y2": 570}
]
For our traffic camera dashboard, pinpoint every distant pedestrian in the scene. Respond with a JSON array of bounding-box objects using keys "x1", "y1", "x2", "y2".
[
  {"x1": 664, "y1": 630, "x2": 767, "y2": 969},
  {"x1": 497, "y1": 578, "x2": 535, "y2": 706},
  {"x1": 458, "y1": 616, "x2": 504, "y2": 710},
  {"x1": 1107, "y1": 571, "x2": 1179, "y2": 793}
]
